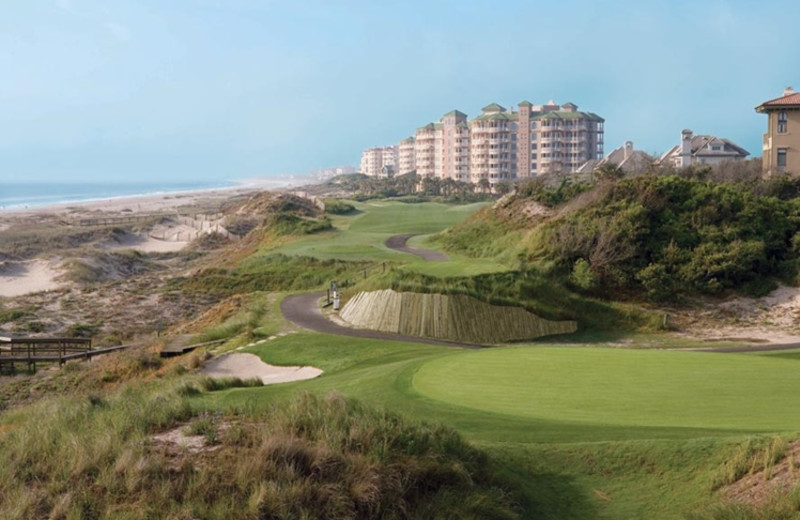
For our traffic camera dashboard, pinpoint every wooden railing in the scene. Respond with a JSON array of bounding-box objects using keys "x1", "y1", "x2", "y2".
[{"x1": 0, "y1": 336, "x2": 136, "y2": 373}]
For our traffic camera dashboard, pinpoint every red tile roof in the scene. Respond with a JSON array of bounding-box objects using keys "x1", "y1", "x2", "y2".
[{"x1": 757, "y1": 92, "x2": 800, "y2": 109}]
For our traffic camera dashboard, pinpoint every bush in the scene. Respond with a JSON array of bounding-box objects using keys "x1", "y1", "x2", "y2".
[{"x1": 323, "y1": 199, "x2": 357, "y2": 215}]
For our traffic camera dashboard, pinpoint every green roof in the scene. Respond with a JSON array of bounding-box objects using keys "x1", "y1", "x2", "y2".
[
  {"x1": 456, "y1": 121, "x2": 469, "y2": 128},
  {"x1": 399, "y1": 137, "x2": 415, "y2": 143},
  {"x1": 442, "y1": 109, "x2": 468, "y2": 119},
  {"x1": 530, "y1": 110, "x2": 604, "y2": 122},
  {"x1": 518, "y1": 100, "x2": 533, "y2": 107},
  {"x1": 562, "y1": 102, "x2": 578, "y2": 108},
  {"x1": 471, "y1": 112, "x2": 518, "y2": 122},
  {"x1": 481, "y1": 102, "x2": 506, "y2": 113},
  {"x1": 416, "y1": 122, "x2": 436, "y2": 132}
]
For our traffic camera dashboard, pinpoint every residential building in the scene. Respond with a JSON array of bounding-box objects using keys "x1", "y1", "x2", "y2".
[
  {"x1": 397, "y1": 137, "x2": 416, "y2": 175},
  {"x1": 516, "y1": 100, "x2": 604, "y2": 178},
  {"x1": 756, "y1": 87, "x2": 800, "y2": 175},
  {"x1": 441, "y1": 110, "x2": 470, "y2": 182},
  {"x1": 576, "y1": 141, "x2": 654, "y2": 174},
  {"x1": 469, "y1": 103, "x2": 517, "y2": 185},
  {"x1": 414, "y1": 123, "x2": 438, "y2": 178},
  {"x1": 359, "y1": 146, "x2": 397, "y2": 176},
  {"x1": 360, "y1": 98, "x2": 604, "y2": 186},
  {"x1": 657, "y1": 130, "x2": 749, "y2": 168}
]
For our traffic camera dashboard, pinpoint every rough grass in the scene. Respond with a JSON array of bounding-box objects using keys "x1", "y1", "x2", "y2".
[{"x1": 0, "y1": 384, "x2": 522, "y2": 520}]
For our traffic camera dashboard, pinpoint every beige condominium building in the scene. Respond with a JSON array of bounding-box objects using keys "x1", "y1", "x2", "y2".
[
  {"x1": 362, "y1": 98, "x2": 604, "y2": 186},
  {"x1": 470, "y1": 100, "x2": 604, "y2": 185},
  {"x1": 469, "y1": 103, "x2": 517, "y2": 185},
  {"x1": 757, "y1": 87, "x2": 800, "y2": 175},
  {"x1": 397, "y1": 137, "x2": 416, "y2": 175},
  {"x1": 359, "y1": 146, "x2": 397, "y2": 177}
]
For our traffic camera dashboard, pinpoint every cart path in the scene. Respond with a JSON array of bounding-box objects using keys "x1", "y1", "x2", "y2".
[
  {"x1": 385, "y1": 234, "x2": 449, "y2": 261},
  {"x1": 280, "y1": 292, "x2": 480, "y2": 349},
  {"x1": 680, "y1": 342, "x2": 800, "y2": 353}
]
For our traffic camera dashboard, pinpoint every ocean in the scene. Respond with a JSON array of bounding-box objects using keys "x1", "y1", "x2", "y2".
[{"x1": 0, "y1": 178, "x2": 292, "y2": 211}]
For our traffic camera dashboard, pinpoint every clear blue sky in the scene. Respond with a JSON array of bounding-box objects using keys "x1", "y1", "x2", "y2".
[{"x1": 1, "y1": 0, "x2": 798, "y2": 183}]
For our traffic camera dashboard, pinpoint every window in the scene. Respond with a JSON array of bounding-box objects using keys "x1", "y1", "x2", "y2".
[
  {"x1": 531, "y1": 122, "x2": 538, "y2": 129},
  {"x1": 778, "y1": 148, "x2": 787, "y2": 168},
  {"x1": 531, "y1": 143, "x2": 537, "y2": 150},
  {"x1": 711, "y1": 145, "x2": 722, "y2": 151},
  {"x1": 779, "y1": 111, "x2": 788, "y2": 133}
]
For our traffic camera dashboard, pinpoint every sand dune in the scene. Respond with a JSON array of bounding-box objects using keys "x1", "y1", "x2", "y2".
[{"x1": 0, "y1": 259, "x2": 64, "y2": 297}]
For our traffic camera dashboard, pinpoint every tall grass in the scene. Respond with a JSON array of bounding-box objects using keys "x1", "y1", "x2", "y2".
[{"x1": 0, "y1": 387, "x2": 521, "y2": 519}]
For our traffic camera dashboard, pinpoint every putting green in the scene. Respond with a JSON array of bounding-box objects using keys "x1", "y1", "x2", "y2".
[{"x1": 412, "y1": 347, "x2": 800, "y2": 433}]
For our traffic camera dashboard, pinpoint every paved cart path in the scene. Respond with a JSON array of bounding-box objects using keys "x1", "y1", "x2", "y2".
[{"x1": 385, "y1": 234, "x2": 450, "y2": 261}]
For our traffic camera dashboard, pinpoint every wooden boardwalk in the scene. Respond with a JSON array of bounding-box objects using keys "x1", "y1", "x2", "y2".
[{"x1": 0, "y1": 336, "x2": 132, "y2": 373}]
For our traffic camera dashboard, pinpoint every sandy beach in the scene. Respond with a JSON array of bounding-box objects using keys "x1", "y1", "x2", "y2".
[{"x1": 0, "y1": 179, "x2": 294, "y2": 299}]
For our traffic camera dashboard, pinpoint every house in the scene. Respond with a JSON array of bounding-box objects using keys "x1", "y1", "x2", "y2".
[
  {"x1": 756, "y1": 87, "x2": 800, "y2": 175},
  {"x1": 576, "y1": 141, "x2": 654, "y2": 175},
  {"x1": 657, "y1": 129, "x2": 749, "y2": 168}
]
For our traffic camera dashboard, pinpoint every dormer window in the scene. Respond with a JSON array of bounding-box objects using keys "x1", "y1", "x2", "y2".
[
  {"x1": 711, "y1": 145, "x2": 722, "y2": 151},
  {"x1": 779, "y1": 111, "x2": 788, "y2": 133}
]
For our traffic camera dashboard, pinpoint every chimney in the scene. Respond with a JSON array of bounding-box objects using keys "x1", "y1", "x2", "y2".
[
  {"x1": 680, "y1": 130, "x2": 693, "y2": 168},
  {"x1": 784, "y1": 86, "x2": 795, "y2": 97}
]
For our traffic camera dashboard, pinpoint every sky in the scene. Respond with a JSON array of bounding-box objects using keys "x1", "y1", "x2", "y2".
[{"x1": 1, "y1": 0, "x2": 799, "y2": 184}]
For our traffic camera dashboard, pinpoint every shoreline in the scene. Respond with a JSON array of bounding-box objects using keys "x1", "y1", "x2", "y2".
[
  {"x1": 0, "y1": 176, "x2": 314, "y2": 298},
  {"x1": 0, "y1": 176, "x2": 310, "y2": 219}
]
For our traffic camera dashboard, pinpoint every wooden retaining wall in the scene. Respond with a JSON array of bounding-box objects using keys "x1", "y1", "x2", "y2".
[{"x1": 339, "y1": 289, "x2": 577, "y2": 343}]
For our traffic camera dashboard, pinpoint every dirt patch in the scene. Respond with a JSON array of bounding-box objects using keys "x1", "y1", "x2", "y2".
[
  {"x1": 723, "y1": 441, "x2": 800, "y2": 507},
  {"x1": 152, "y1": 426, "x2": 212, "y2": 455}
]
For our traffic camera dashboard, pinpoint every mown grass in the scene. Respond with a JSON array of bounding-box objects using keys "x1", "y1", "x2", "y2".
[
  {"x1": 196, "y1": 331, "x2": 800, "y2": 519},
  {"x1": 262, "y1": 201, "x2": 498, "y2": 269}
]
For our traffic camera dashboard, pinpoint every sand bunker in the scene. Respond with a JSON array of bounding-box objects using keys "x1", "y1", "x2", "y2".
[
  {"x1": 340, "y1": 289, "x2": 577, "y2": 343},
  {"x1": 203, "y1": 353, "x2": 322, "y2": 385},
  {"x1": 0, "y1": 259, "x2": 64, "y2": 297}
]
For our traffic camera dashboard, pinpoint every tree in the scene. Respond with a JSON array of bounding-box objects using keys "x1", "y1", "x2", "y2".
[{"x1": 494, "y1": 181, "x2": 511, "y2": 195}]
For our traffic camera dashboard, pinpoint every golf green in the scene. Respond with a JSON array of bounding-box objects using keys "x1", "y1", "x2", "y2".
[{"x1": 412, "y1": 346, "x2": 800, "y2": 433}]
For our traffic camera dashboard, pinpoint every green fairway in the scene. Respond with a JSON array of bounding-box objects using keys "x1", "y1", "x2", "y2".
[
  {"x1": 413, "y1": 346, "x2": 800, "y2": 433},
  {"x1": 260, "y1": 199, "x2": 509, "y2": 276}
]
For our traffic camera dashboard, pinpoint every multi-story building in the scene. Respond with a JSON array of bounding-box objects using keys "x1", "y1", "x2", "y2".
[
  {"x1": 517, "y1": 100, "x2": 604, "y2": 177},
  {"x1": 359, "y1": 146, "x2": 397, "y2": 177},
  {"x1": 757, "y1": 87, "x2": 800, "y2": 175},
  {"x1": 397, "y1": 137, "x2": 416, "y2": 175},
  {"x1": 414, "y1": 124, "x2": 437, "y2": 178},
  {"x1": 469, "y1": 103, "x2": 517, "y2": 185},
  {"x1": 440, "y1": 110, "x2": 470, "y2": 182},
  {"x1": 657, "y1": 130, "x2": 749, "y2": 168},
  {"x1": 361, "y1": 98, "x2": 604, "y2": 186},
  {"x1": 470, "y1": 101, "x2": 604, "y2": 185}
]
